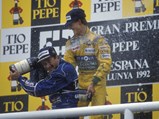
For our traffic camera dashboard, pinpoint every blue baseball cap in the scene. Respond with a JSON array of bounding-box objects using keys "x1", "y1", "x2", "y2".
[
  {"x1": 65, "y1": 8, "x2": 86, "y2": 27},
  {"x1": 37, "y1": 46, "x2": 57, "y2": 62}
]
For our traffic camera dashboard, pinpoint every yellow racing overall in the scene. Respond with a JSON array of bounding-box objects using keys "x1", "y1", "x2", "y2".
[{"x1": 64, "y1": 27, "x2": 112, "y2": 119}]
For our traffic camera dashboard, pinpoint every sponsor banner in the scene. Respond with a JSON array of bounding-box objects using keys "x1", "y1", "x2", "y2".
[
  {"x1": 152, "y1": 84, "x2": 159, "y2": 118},
  {"x1": 0, "y1": 62, "x2": 50, "y2": 112},
  {"x1": 60, "y1": 0, "x2": 91, "y2": 24},
  {"x1": 121, "y1": 85, "x2": 152, "y2": 119},
  {"x1": 154, "y1": 0, "x2": 159, "y2": 13},
  {"x1": 89, "y1": 15, "x2": 159, "y2": 86},
  {"x1": 31, "y1": 0, "x2": 61, "y2": 26},
  {"x1": 91, "y1": 0, "x2": 122, "y2": 22},
  {"x1": 0, "y1": 29, "x2": 2, "y2": 59},
  {"x1": 122, "y1": 0, "x2": 153, "y2": 17},
  {"x1": 2, "y1": 0, "x2": 31, "y2": 28},
  {"x1": 29, "y1": 96, "x2": 51, "y2": 111},
  {"x1": 0, "y1": 62, "x2": 29, "y2": 95},
  {"x1": 152, "y1": 84, "x2": 159, "y2": 101},
  {"x1": 0, "y1": 0, "x2": 1, "y2": 29},
  {"x1": 107, "y1": 87, "x2": 121, "y2": 119},
  {"x1": 0, "y1": 94, "x2": 28, "y2": 113},
  {"x1": 31, "y1": 24, "x2": 73, "y2": 57},
  {"x1": 1, "y1": 27, "x2": 31, "y2": 62}
]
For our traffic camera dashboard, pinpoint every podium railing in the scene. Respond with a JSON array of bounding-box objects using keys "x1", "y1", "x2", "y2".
[{"x1": 0, "y1": 101, "x2": 159, "y2": 119}]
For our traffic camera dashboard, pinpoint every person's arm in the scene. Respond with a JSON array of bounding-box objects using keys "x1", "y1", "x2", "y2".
[
  {"x1": 87, "y1": 36, "x2": 112, "y2": 93},
  {"x1": 93, "y1": 36, "x2": 112, "y2": 85},
  {"x1": 63, "y1": 62, "x2": 78, "y2": 83},
  {"x1": 10, "y1": 63, "x2": 78, "y2": 97},
  {"x1": 33, "y1": 62, "x2": 77, "y2": 96},
  {"x1": 10, "y1": 70, "x2": 37, "y2": 96}
]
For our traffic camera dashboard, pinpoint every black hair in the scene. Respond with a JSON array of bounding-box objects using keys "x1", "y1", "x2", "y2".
[{"x1": 80, "y1": 17, "x2": 87, "y2": 25}]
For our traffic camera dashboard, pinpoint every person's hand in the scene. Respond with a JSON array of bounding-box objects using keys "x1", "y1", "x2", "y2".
[
  {"x1": 87, "y1": 83, "x2": 95, "y2": 95},
  {"x1": 10, "y1": 69, "x2": 20, "y2": 80}
]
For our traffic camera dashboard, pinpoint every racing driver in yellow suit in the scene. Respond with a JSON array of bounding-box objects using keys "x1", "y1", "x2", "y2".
[{"x1": 64, "y1": 8, "x2": 112, "y2": 119}]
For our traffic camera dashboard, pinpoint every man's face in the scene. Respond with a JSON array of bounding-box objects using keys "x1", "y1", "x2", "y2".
[
  {"x1": 68, "y1": 20, "x2": 82, "y2": 36},
  {"x1": 41, "y1": 56, "x2": 58, "y2": 73}
]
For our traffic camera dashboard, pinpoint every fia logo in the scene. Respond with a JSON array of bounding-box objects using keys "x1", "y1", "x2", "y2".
[
  {"x1": 132, "y1": 0, "x2": 146, "y2": 13},
  {"x1": 39, "y1": 29, "x2": 73, "y2": 56},
  {"x1": 9, "y1": 0, "x2": 24, "y2": 25}
]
